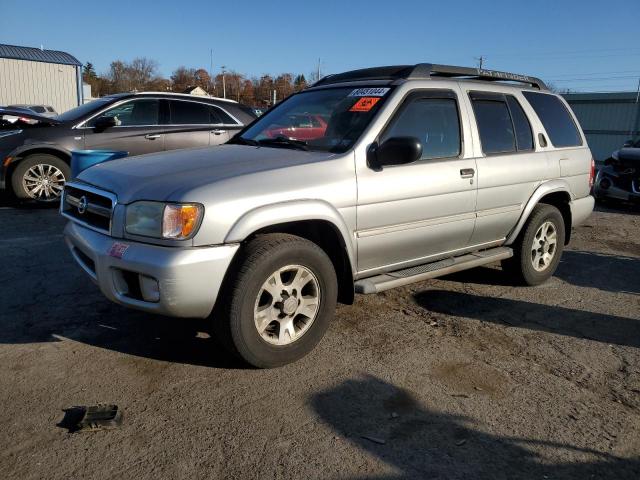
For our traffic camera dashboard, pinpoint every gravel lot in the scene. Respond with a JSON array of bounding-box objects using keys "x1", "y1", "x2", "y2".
[{"x1": 1, "y1": 198, "x2": 639, "y2": 479}]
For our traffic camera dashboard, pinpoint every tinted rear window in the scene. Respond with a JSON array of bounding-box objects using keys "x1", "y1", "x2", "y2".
[
  {"x1": 30, "y1": 106, "x2": 46, "y2": 113},
  {"x1": 522, "y1": 92, "x2": 582, "y2": 147}
]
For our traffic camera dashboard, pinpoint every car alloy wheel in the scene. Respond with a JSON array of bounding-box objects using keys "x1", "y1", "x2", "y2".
[
  {"x1": 253, "y1": 264, "x2": 321, "y2": 346},
  {"x1": 531, "y1": 220, "x2": 557, "y2": 272},
  {"x1": 22, "y1": 163, "x2": 66, "y2": 201}
]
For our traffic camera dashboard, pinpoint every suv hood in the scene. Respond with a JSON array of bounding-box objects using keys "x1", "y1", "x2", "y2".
[
  {"x1": 0, "y1": 107, "x2": 61, "y2": 125},
  {"x1": 77, "y1": 144, "x2": 338, "y2": 203}
]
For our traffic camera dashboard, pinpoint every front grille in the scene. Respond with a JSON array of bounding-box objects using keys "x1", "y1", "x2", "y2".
[{"x1": 61, "y1": 183, "x2": 116, "y2": 234}]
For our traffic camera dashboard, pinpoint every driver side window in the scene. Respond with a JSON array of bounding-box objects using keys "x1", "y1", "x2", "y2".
[
  {"x1": 87, "y1": 99, "x2": 160, "y2": 127},
  {"x1": 382, "y1": 95, "x2": 461, "y2": 160}
]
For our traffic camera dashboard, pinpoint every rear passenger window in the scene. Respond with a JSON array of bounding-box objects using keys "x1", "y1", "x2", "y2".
[
  {"x1": 382, "y1": 97, "x2": 461, "y2": 160},
  {"x1": 522, "y1": 91, "x2": 582, "y2": 147},
  {"x1": 170, "y1": 100, "x2": 210, "y2": 124},
  {"x1": 506, "y1": 96, "x2": 533, "y2": 151},
  {"x1": 471, "y1": 99, "x2": 515, "y2": 154}
]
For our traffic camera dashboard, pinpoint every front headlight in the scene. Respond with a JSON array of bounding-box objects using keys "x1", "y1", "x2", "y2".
[{"x1": 125, "y1": 201, "x2": 204, "y2": 240}]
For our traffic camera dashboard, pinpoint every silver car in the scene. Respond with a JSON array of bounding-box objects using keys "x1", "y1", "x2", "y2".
[{"x1": 61, "y1": 63, "x2": 595, "y2": 367}]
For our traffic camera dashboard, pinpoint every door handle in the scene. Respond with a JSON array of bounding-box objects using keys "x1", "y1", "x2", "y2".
[
  {"x1": 210, "y1": 129, "x2": 225, "y2": 135},
  {"x1": 460, "y1": 168, "x2": 475, "y2": 178},
  {"x1": 145, "y1": 134, "x2": 161, "y2": 140}
]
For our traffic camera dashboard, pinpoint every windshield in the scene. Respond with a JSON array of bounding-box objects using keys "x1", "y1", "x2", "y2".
[
  {"x1": 55, "y1": 97, "x2": 115, "y2": 122},
  {"x1": 235, "y1": 86, "x2": 392, "y2": 153}
]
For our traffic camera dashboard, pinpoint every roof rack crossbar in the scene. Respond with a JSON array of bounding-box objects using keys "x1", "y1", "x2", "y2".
[{"x1": 313, "y1": 63, "x2": 547, "y2": 90}]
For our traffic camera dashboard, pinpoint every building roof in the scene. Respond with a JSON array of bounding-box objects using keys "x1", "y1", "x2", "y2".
[{"x1": 0, "y1": 43, "x2": 81, "y2": 66}]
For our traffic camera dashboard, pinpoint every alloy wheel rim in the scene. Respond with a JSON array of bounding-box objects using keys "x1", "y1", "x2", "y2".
[
  {"x1": 531, "y1": 221, "x2": 557, "y2": 272},
  {"x1": 254, "y1": 264, "x2": 321, "y2": 346},
  {"x1": 22, "y1": 163, "x2": 65, "y2": 201}
]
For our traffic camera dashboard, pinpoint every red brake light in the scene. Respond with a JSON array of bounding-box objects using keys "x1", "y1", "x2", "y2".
[{"x1": 589, "y1": 157, "x2": 595, "y2": 188}]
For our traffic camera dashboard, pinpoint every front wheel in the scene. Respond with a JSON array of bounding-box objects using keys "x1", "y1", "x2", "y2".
[
  {"x1": 11, "y1": 154, "x2": 70, "y2": 202},
  {"x1": 502, "y1": 204, "x2": 565, "y2": 286},
  {"x1": 214, "y1": 233, "x2": 338, "y2": 368}
]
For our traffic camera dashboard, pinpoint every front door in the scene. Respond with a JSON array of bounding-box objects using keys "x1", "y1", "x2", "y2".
[
  {"x1": 83, "y1": 98, "x2": 165, "y2": 156},
  {"x1": 356, "y1": 89, "x2": 477, "y2": 273}
]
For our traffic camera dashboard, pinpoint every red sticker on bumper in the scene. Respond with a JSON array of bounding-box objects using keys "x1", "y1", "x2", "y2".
[{"x1": 108, "y1": 242, "x2": 129, "y2": 259}]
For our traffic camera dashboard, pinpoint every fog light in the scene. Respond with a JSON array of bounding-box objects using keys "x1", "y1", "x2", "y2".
[{"x1": 139, "y1": 275, "x2": 160, "y2": 302}]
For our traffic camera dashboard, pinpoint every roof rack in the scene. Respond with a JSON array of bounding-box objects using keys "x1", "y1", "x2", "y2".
[{"x1": 313, "y1": 63, "x2": 547, "y2": 90}]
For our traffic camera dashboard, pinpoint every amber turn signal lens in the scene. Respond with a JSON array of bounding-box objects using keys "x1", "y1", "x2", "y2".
[{"x1": 162, "y1": 204, "x2": 203, "y2": 239}]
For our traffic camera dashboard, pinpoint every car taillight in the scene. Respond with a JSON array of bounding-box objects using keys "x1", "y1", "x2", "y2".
[{"x1": 589, "y1": 157, "x2": 595, "y2": 188}]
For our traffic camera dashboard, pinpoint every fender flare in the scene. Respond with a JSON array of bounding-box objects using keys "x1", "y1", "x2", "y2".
[
  {"x1": 7, "y1": 143, "x2": 71, "y2": 166},
  {"x1": 224, "y1": 199, "x2": 357, "y2": 273},
  {"x1": 505, "y1": 180, "x2": 572, "y2": 245}
]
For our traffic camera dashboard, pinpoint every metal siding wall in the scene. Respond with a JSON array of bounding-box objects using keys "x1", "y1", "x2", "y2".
[
  {"x1": 565, "y1": 93, "x2": 640, "y2": 162},
  {"x1": 0, "y1": 58, "x2": 79, "y2": 113}
]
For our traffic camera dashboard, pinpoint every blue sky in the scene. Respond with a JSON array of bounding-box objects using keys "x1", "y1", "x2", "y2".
[{"x1": 1, "y1": 0, "x2": 639, "y2": 92}]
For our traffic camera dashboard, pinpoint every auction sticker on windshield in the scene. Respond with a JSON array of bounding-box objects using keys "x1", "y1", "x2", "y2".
[
  {"x1": 349, "y1": 88, "x2": 390, "y2": 97},
  {"x1": 350, "y1": 97, "x2": 381, "y2": 112}
]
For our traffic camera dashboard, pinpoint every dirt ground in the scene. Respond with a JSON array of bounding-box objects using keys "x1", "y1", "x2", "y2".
[{"x1": 0, "y1": 198, "x2": 639, "y2": 480}]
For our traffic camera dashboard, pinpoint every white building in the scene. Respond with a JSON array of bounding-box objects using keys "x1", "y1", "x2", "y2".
[{"x1": 0, "y1": 43, "x2": 83, "y2": 113}]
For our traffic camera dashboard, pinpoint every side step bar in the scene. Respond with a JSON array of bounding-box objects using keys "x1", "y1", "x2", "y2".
[{"x1": 354, "y1": 247, "x2": 513, "y2": 294}]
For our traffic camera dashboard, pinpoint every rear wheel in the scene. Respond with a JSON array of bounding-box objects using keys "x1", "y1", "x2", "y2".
[
  {"x1": 502, "y1": 204, "x2": 565, "y2": 286},
  {"x1": 11, "y1": 154, "x2": 69, "y2": 202},
  {"x1": 214, "y1": 233, "x2": 337, "y2": 368}
]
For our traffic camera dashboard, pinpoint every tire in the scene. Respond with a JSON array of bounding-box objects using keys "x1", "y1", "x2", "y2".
[
  {"x1": 11, "y1": 154, "x2": 70, "y2": 202},
  {"x1": 502, "y1": 204, "x2": 565, "y2": 286},
  {"x1": 214, "y1": 233, "x2": 338, "y2": 368}
]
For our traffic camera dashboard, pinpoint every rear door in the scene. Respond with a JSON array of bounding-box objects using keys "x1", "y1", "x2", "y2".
[
  {"x1": 164, "y1": 99, "x2": 214, "y2": 150},
  {"x1": 163, "y1": 99, "x2": 244, "y2": 150},
  {"x1": 464, "y1": 91, "x2": 549, "y2": 245},
  {"x1": 83, "y1": 98, "x2": 165, "y2": 156}
]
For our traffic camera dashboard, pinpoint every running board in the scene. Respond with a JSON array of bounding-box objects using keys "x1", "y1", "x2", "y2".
[{"x1": 354, "y1": 247, "x2": 513, "y2": 294}]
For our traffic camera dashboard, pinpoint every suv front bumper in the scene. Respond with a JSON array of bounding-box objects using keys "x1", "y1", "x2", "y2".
[{"x1": 64, "y1": 222, "x2": 239, "y2": 318}]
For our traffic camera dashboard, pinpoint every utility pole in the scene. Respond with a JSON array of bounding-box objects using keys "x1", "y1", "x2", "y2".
[
  {"x1": 221, "y1": 65, "x2": 226, "y2": 99},
  {"x1": 475, "y1": 55, "x2": 485, "y2": 70},
  {"x1": 317, "y1": 58, "x2": 321, "y2": 82},
  {"x1": 209, "y1": 49, "x2": 213, "y2": 94},
  {"x1": 631, "y1": 77, "x2": 640, "y2": 139}
]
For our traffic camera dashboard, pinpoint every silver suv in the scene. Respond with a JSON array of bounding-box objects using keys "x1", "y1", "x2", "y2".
[{"x1": 61, "y1": 63, "x2": 595, "y2": 368}]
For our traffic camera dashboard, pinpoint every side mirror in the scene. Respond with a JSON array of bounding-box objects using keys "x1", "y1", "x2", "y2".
[
  {"x1": 367, "y1": 136, "x2": 422, "y2": 171},
  {"x1": 93, "y1": 116, "x2": 116, "y2": 131}
]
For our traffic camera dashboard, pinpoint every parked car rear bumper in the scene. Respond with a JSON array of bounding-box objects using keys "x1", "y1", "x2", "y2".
[
  {"x1": 63, "y1": 221, "x2": 239, "y2": 318},
  {"x1": 570, "y1": 195, "x2": 595, "y2": 227}
]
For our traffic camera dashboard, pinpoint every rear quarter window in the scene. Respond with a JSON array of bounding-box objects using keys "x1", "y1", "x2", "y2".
[{"x1": 522, "y1": 91, "x2": 582, "y2": 148}]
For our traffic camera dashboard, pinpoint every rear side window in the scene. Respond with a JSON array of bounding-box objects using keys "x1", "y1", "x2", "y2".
[
  {"x1": 471, "y1": 98, "x2": 515, "y2": 154},
  {"x1": 522, "y1": 91, "x2": 582, "y2": 147},
  {"x1": 210, "y1": 105, "x2": 237, "y2": 125},
  {"x1": 382, "y1": 96, "x2": 461, "y2": 160}
]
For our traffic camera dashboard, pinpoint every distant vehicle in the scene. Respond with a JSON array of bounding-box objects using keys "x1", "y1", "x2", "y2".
[
  {"x1": 3, "y1": 104, "x2": 58, "y2": 125},
  {"x1": 263, "y1": 114, "x2": 328, "y2": 140},
  {"x1": 8, "y1": 104, "x2": 58, "y2": 118},
  {"x1": 62, "y1": 63, "x2": 595, "y2": 368},
  {"x1": 0, "y1": 92, "x2": 256, "y2": 202},
  {"x1": 593, "y1": 138, "x2": 640, "y2": 204}
]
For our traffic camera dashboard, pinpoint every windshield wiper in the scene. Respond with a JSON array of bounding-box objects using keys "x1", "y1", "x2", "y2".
[
  {"x1": 227, "y1": 136, "x2": 259, "y2": 146},
  {"x1": 258, "y1": 136, "x2": 309, "y2": 151}
]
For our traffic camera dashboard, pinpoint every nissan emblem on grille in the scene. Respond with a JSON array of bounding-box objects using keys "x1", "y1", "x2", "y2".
[{"x1": 77, "y1": 196, "x2": 88, "y2": 214}]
